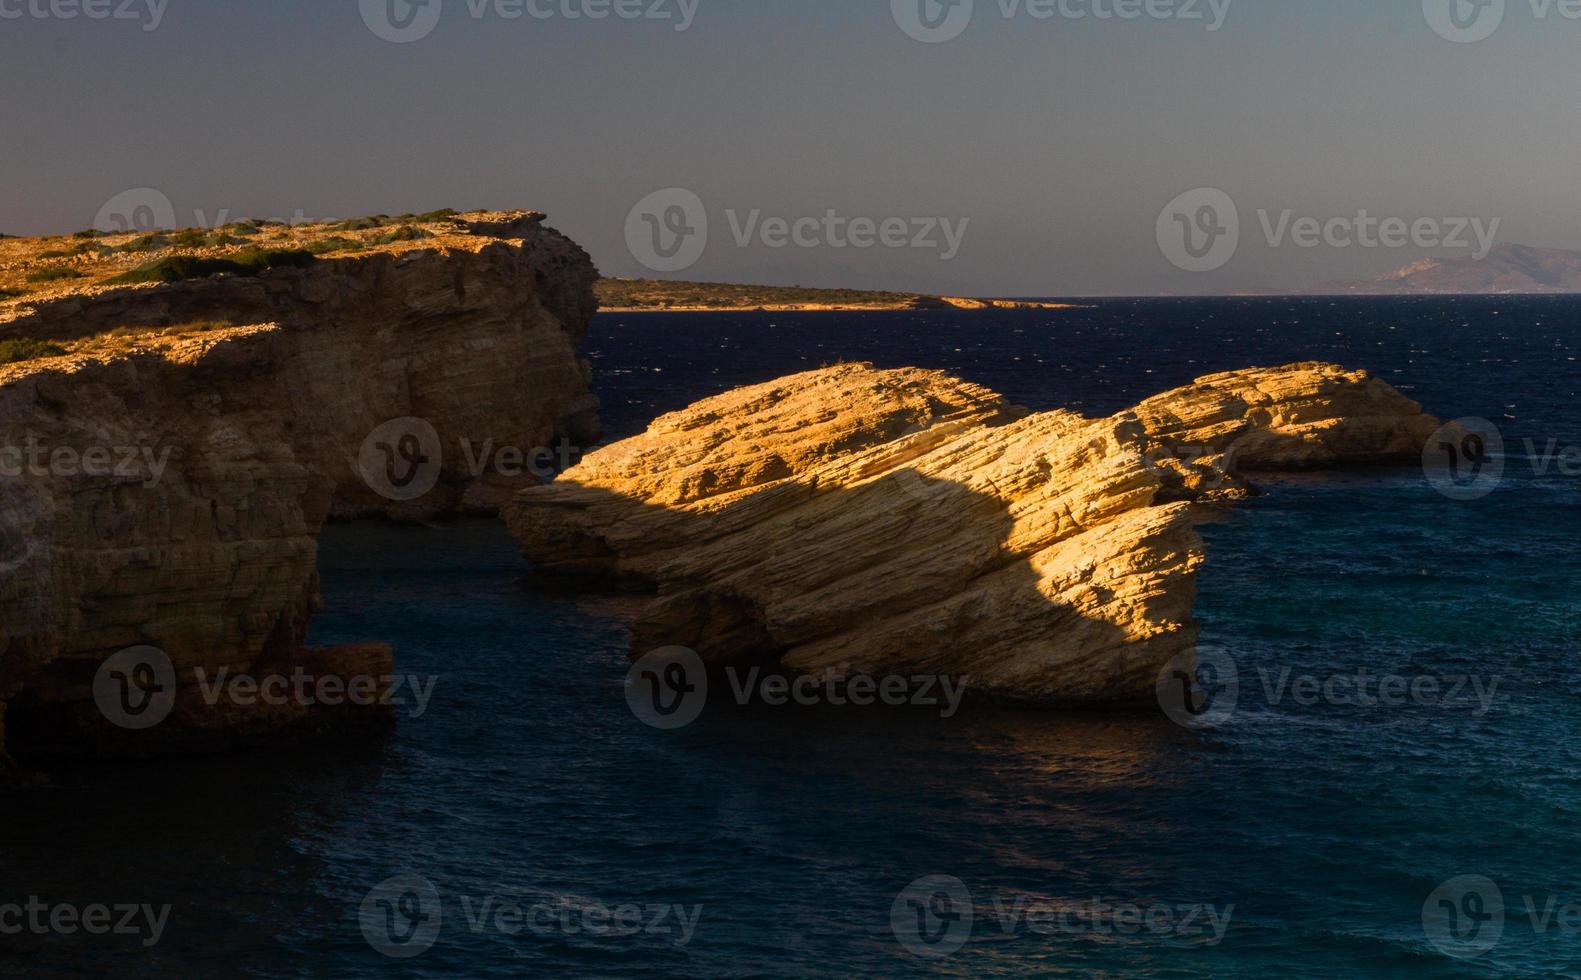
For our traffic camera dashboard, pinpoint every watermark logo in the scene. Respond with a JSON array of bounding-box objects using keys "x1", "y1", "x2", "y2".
[
  {"x1": 92, "y1": 647, "x2": 431, "y2": 729},
  {"x1": 93, "y1": 187, "x2": 335, "y2": 234},
  {"x1": 1423, "y1": 0, "x2": 1506, "y2": 43},
  {"x1": 354, "y1": 421, "x2": 585, "y2": 502},
  {"x1": 624, "y1": 646, "x2": 971, "y2": 729},
  {"x1": 625, "y1": 188, "x2": 709, "y2": 273},
  {"x1": 1423, "y1": 418, "x2": 1505, "y2": 500},
  {"x1": 361, "y1": 875, "x2": 444, "y2": 958},
  {"x1": 360, "y1": 0, "x2": 444, "y2": 43},
  {"x1": 357, "y1": 417, "x2": 444, "y2": 502},
  {"x1": 1424, "y1": 418, "x2": 1581, "y2": 500},
  {"x1": 623, "y1": 188, "x2": 969, "y2": 273},
  {"x1": 93, "y1": 645, "x2": 177, "y2": 731},
  {"x1": 1156, "y1": 646, "x2": 1239, "y2": 727},
  {"x1": 1157, "y1": 188, "x2": 1239, "y2": 273},
  {"x1": 94, "y1": 188, "x2": 177, "y2": 234},
  {"x1": 0, "y1": 0, "x2": 168, "y2": 31},
  {"x1": 892, "y1": 0, "x2": 974, "y2": 43},
  {"x1": 1423, "y1": 876, "x2": 1504, "y2": 959},
  {"x1": 891, "y1": 877, "x2": 1233, "y2": 958},
  {"x1": 359, "y1": 876, "x2": 701, "y2": 957},
  {"x1": 891, "y1": 875, "x2": 974, "y2": 958},
  {"x1": 1159, "y1": 189, "x2": 1499, "y2": 273},
  {"x1": 1157, "y1": 647, "x2": 1501, "y2": 728},
  {"x1": 625, "y1": 646, "x2": 708, "y2": 729},
  {"x1": 1423, "y1": 875, "x2": 1581, "y2": 958},
  {"x1": 1423, "y1": 876, "x2": 1505, "y2": 958}
]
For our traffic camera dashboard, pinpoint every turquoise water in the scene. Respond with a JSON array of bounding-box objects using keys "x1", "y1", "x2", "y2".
[{"x1": 2, "y1": 298, "x2": 1578, "y2": 977}]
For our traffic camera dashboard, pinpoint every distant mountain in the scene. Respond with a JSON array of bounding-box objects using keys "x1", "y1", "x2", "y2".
[{"x1": 1305, "y1": 244, "x2": 1581, "y2": 294}]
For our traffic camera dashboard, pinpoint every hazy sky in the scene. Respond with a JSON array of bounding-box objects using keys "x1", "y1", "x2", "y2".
[{"x1": 2, "y1": 0, "x2": 1577, "y2": 294}]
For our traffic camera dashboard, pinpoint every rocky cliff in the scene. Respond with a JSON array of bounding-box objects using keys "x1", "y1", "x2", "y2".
[
  {"x1": 0, "y1": 211, "x2": 599, "y2": 764},
  {"x1": 506, "y1": 363, "x2": 1442, "y2": 704}
]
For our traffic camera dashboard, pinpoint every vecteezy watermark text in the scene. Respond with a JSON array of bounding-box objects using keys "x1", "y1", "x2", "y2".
[
  {"x1": 457, "y1": 895, "x2": 702, "y2": 945},
  {"x1": 0, "y1": 435, "x2": 172, "y2": 489},
  {"x1": 892, "y1": 0, "x2": 1231, "y2": 43},
  {"x1": 91, "y1": 646, "x2": 437, "y2": 731},
  {"x1": 625, "y1": 646, "x2": 970, "y2": 729},
  {"x1": 94, "y1": 187, "x2": 333, "y2": 235},
  {"x1": 0, "y1": 0, "x2": 166, "y2": 31},
  {"x1": 1156, "y1": 187, "x2": 1500, "y2": 273},
  {"x1": 1156, "y1": 647, "x2": 1502, "y2": 727},
  {"x1": 624, "y1": 188, "x2": 968, "y2": 273},
  {"x1": 360, "y1": 0, "x2": 700, "y2": 44},
  {"x1": 0, "y1": 898, "x2": 171, "y2": 947},
  {"x1": 356, "y1": 417, "x2": 581, "y2": 502},
  {"x1": 359, "y1": 874, "x2": 701, "y2": 958},
  {"x1": 890, "y1": 875, "x2": 1232, "y2": 958},
  {"x1": 192, "y1": 667, "x2": 437, "y2": 718}
]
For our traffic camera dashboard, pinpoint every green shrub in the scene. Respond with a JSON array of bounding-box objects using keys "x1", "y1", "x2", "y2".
[
  {"x1": 328, "y1": 211, "x2": 457, "y2": 233},
  {"x1": 108, "y1": 248, "x2": 316, "y2": 285},
  {"x1": 0, "y1": 338, "x2": 67, "y2": 365},
  {"x1": 393, "y1": 209, "x2": 458, "y2": 223},
  {"x1": 233, "y1": 247, "x2": 317, "y2": 271},
  {"x1": 72, "y1": 229, "x2": 103, "y2": 239},
  {"x1": 168, "y1": 229, "x2": 246, "y2": 248},
  {"x1": 332, "y1": 215, "x2": 391, "y2": 231},
  {"x1": 304, "y1": 236, "x2": 366, "y2": 255},
  {"x1": 370, "y1": 225, "x2": 430, "y2": 245},
  {"x1": 0, "y1": 287, "x2": 28, "y2": 299},
  {"x1": 37, "y1": 249, "x2": 73, "y2": 259},
  {"x1": 25, "y1": 266, "x2": 84, "y2": 283},
  {"x1": 118, "y1": 234, "x2": 170, "y2": 253}
]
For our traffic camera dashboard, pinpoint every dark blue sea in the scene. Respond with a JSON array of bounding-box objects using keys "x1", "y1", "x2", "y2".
[{"x1": 4, "y1": 297, "x2": 1579, "y2": 978}]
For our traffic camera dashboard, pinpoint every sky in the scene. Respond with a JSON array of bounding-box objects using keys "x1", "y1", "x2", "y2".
[{"x1": 1, "y1": 0, "x2": 1578, "y2": 295}]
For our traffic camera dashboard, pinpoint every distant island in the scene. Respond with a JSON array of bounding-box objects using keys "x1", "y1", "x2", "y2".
[
  {"x1": 595, "y1": 277, "x2": 1075, "y2": 312},
  {"x1": 1301, "y1": 243, "x2": 1581, "y2": 295}
]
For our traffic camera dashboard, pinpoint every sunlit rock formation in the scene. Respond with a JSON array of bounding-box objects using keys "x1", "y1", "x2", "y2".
[
  {"x1": 0, "y1": 211, "x2": 598, "y2": 763},
  {"x1": 507, "y1": 362, "x2": 1443, "y2": 704}
]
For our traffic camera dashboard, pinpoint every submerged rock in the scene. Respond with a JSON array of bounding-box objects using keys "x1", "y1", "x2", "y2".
[{"x1": 507, "y1": 362, "x2": 1443, "y2": 704}]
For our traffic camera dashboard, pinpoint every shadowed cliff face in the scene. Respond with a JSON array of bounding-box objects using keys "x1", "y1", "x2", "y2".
[
  {"x1": 507, "y1": 362, "x2": 1445, "y2": 706},
  {"x1": 0, "y1": 212, "x2": 600, "y2": 765}
]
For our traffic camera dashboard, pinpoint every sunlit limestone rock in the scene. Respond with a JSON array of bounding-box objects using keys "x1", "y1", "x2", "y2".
[
  {"x1": 507, "y1": 362, "x2": 1443, "y2": 704},
  {"x1": 0, "y1": 211, "x2": 599, "y2": 761}
]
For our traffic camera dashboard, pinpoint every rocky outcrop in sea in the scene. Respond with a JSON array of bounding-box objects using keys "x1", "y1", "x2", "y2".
[
  {"x1": 0, "y1": 211, "x2": 599, "y2": 763},
  {"x1": 507, "y1": 362, "x2": 1443, "y2": 704}
]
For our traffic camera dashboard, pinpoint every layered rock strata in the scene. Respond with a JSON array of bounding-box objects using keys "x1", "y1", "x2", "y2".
[
  {"x1": 507, "y1": 362, "x2": 1442, "y2": 704},
  {"x1": 0, "y1": 211, "x2": 599, "y2": 762}
]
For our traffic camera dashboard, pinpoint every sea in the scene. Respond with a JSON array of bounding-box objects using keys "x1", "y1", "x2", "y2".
[{"x1": 2, "y1": 297, "x2": 1578, "y2": 977}]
